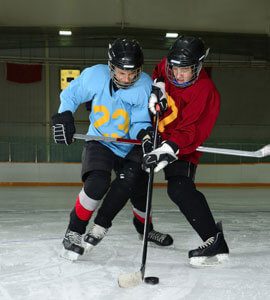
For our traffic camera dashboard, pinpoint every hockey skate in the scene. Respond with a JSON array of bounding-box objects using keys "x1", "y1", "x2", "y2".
[
  {"x1": 84, "y1": 224, "x2": 108, "y2": 253},
  {"x1": 188, "y1": 221, "x2": 229, "y2": 267},
  {"x1": 60, "y1": 229, "x2": 84, "y2": 261},
  {"x1": 139, "y1": 229, "x2": 174, "y2": 247}
]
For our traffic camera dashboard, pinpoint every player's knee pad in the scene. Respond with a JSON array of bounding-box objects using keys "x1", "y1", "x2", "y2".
[
  {"x1": 83, "y1": 170, "x2": 111, "y2": 200},
  {"x1": 113, "y1": 164, "x2": 142, "y2": 194},
  {"x1": 167, "y1": 176, "x2": 196, "y2": 206},
  {"x1": 168, "y1": 176, "x2": 208, "y2": 219}
]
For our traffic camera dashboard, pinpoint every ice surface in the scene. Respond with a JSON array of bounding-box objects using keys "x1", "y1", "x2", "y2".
[{"x1": 0, "y1": 187, "x2": 270, "y2": 300}]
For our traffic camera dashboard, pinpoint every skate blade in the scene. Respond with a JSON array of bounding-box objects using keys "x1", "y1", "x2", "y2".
[
  {"x1": 60, "y1": 247, "x2": 81, "y2": 261},
  {"x1": 190, "y1": 253, "x2": 229, "y2": 267},
  {"x1": 148, "y1": 241, "x2": 174, "y2": 249}
]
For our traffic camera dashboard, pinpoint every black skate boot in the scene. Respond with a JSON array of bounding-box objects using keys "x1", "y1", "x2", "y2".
[
  {"x1": 188, "y1": 221, "x2": 229, "y2": 266},
  {"x1": 84, "y1": 224, "x2": 108, "y2": 253},
  {"x1": 60, "y1": 229, "x2": 84, "y2": 261},
  {"x1": 139, "y1": 229, "x2": 174, "y2": 247}
]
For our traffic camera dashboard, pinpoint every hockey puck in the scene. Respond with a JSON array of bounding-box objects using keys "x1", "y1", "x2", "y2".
[{"x1": 144, "y1": 276, "x2": 159, "y2": 285}]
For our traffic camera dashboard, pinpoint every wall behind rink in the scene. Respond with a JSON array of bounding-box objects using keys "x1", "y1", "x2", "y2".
[
  {"x1": 1, "y1": 61, "x2": 270, "y2": 145},
  {"x1": 0, "y1": 162, "x2": 269, "y2": 186},
  {"x1": 0, "y1": 48, "x2": 270, "y2": 178}
]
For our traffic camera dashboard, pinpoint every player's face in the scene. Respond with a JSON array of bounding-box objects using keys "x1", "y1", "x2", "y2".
[
  {"x1": 114, "y1": 67, "x2": 138, "y2": 85},
  {"x1": 172, "y1": 66, "x2": 193, "y2": 84}
]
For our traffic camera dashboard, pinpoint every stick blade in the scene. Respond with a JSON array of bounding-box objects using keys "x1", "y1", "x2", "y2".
[
  {"x1": 118, "y1": 271, "x2": 142, "y2": 288},
  {"x1": 261, "y1": 144, "x2": 270, "y2": 157}
]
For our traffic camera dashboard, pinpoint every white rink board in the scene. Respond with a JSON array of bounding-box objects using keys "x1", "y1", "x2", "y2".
[{"x1": 0, "y1": 162, "x2": 270, "y2": 184}]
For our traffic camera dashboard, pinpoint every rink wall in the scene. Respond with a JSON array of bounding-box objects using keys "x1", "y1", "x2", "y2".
[{"x1": 0, "y1": 162, "x2": 270, "y2": 187}]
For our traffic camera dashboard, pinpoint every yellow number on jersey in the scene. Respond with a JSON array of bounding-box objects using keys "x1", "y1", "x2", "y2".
[
  {"x1": 112, "y1": 109, "x2": 130, "y2": 135},
  {"x1": 93, "y1": 105, "x2": 110, "y2": 128},
  {"x1": 158, "y1": 94, "x2": 178, "y2": 133},
  {"x1": 92, "y1": 105, "x2": 130, "y2": 138}
]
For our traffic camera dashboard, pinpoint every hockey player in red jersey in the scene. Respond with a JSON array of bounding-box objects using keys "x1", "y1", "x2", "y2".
[{"x1": 143, "y1": 36, "x2": 229, "y2": 266}]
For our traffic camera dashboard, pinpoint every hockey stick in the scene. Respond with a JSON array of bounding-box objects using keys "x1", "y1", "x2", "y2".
[
  {"x1": 196, "y1": 144, "x2": 270, "y2": 158},
  {"x1": 73, "y1": 133, "x2": 141, "y2": 145},
  {"x1": 118, "y1": 113, "x2": 160, "y2": 288},
  {"x1": 74, "y1": 133, "x2": 270, "y2": 158}
]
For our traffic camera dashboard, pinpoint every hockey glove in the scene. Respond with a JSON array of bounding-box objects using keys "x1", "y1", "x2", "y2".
[
  {"x1": 137, "y1": 126, "x2": 162, "y2": 155},
  {"x1": 149, "y1": 77, "x2": 168, "y2": 115},
  {"x1": 142, "y1": 141, "x2": 179, "y2": 173},
  {"x1": 51, "y1": 110, "x2": 75, "y2": 145}
]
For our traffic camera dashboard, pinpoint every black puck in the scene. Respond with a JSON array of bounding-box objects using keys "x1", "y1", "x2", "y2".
[{"x1": 144, "y1": 276, "x2": 159, "y2": 285}]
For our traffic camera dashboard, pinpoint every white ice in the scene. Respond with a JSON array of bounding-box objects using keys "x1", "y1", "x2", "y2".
[{"x1": 0, "y1": 187, "x2": 270, "y2": 300}]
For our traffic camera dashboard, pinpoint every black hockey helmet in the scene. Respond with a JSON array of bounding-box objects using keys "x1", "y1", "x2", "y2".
[
  {"x1": 166, "y1": 36, "x2": 209, "y2": 87},
  {"x1": 108, "y1": 38, "x2": 144, "y2": 88}
]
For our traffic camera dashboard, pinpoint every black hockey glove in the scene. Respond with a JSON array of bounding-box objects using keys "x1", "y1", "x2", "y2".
[
  {"x1": 149, "y1": 77, "x2": 168, "y2": 115},
  {"x1": 142, "y1": 141, "x2": 179, "y2": 173},
  {"x1": 137, "y1": 126, "x2": 162, "y2": 155},
  {"x1": 51, "y1": 110, "x2": 75, "y2": 145}
]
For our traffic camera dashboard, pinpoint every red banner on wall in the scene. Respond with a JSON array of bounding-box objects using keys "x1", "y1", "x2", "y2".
[{"x1": 6, "y1": 63, "x2": 42, "y2": 83}]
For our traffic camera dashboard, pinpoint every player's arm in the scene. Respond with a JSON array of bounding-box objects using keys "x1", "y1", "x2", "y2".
[
  {"x1": 169, "y1": 87, "x2": 220, "y2": 155},
  {"x1": 129, "y1": 106, "x2": 152, "y2": 141},
  {"x1": 149, "y1": 59, "x2": 168, "y2": 115},
  {"x1": 127, "y1": 86, "x2": 155, "y2": 152},
  {"x1": 143, "y1": 87, "x2": 220, "y2": 172},
  {"x1": 148, "y1": 78, "x2": 168, "y2": 115},
  {"x1": 52, "y1": 69, "x2": 95, "y2": 145}
]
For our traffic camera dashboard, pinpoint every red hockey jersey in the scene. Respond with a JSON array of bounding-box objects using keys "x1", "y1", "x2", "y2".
[{"x1": 153, "y1": 57, "x2": 220, "y2": 165}]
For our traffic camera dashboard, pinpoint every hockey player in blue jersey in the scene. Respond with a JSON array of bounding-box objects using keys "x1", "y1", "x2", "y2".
[{"x1": 52, "y1": 38, "x2": 173, "y2": 260}]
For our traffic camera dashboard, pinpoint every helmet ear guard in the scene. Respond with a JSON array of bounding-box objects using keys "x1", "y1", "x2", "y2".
[{"x1": 202, "y1": 47, "x2": 210, "y2": 60}]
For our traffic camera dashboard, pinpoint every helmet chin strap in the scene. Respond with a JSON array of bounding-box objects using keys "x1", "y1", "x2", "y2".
[
  {"x1": 113, "y1": 79, "x2": 132, "y2": 89},
  {"x1": 172, "y1": 79, "x2": 194, "y2": 88}
]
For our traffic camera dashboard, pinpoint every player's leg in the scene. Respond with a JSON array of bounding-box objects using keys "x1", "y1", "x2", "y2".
[
  {"x1": 84, "y1": 158, "x2": 141, "y2": 249},
  {"x1": 165, "y1": 160, "x2": 229, "y2": 265},
  {"x1": 126, "y1": 145, "x2": 173, "y2": 246},
  {"x1": 130, "y1": 172, "x2": 173, "y2": 247},
  {"x1": 61, "y1": 141, "x2": 113, "y2": 260}
]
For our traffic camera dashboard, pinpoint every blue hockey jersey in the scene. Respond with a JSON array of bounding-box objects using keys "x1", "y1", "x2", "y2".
[{"x1": 58, "y1": 64, "x2": 152, "y2": 157}]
